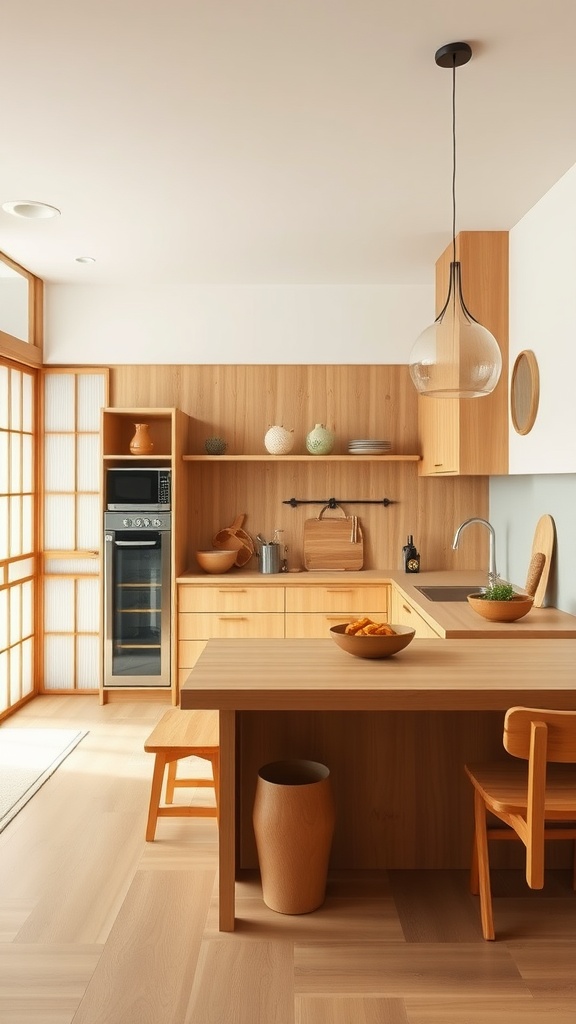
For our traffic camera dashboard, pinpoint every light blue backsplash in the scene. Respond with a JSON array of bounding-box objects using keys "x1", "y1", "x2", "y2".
[{"x1": 490, "y1": 475, "x2": 576, "y2": 615}]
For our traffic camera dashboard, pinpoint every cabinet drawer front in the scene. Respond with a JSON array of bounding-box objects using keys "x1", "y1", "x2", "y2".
[
  {"x1": 178, "y1": 639, "x2": 208, "y2": 669},
  {"x1": 285, "y1": 611, "x2": 389, "y2": 639},
  {"x1": 179, "y1": 585, "x2": 284, "y2": 613},
  {"x1": 179, "y1": 612, "x2": 284, "y2": 640},
  {"x1": 392, "y1": 598, "x2": 440, "y2": 638},
  {"x1": 285, "y1": 585, "x2": 388, "y2": 614}
]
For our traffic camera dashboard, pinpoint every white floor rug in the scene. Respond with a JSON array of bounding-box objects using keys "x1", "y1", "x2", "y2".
[{"x1": 0, "y1": 728, "x2": 88, "y2": 833}]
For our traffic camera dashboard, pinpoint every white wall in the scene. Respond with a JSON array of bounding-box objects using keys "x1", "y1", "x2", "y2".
[
  {"x1": 44, "y1": 283, "x2": 433, "y2": 365},
  {"x1": 491, "y1": 160, "x2": 576, "y2": 614},
  {"x1": 508, "y1": 161, "x2": 576, "y2": 474}
]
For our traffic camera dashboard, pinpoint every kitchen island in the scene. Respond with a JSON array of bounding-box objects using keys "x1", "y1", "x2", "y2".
[{"x1": 180, "y1": 635, "x2": 576, "y2": 930}]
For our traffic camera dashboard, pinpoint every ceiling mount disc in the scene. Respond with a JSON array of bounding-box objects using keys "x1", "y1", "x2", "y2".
[{"x1": 435, "y1": 42, "x2": 472, "y2": 69}]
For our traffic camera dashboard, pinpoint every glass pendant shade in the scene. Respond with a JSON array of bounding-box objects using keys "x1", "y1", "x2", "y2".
[{"x1": 409, "y1": 262, "x2": 502, "y2": 398}]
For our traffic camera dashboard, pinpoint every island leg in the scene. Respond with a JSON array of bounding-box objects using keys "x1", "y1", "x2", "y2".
[{"x1": 218, "y1": 709, "x2": 236, "y2": 931}]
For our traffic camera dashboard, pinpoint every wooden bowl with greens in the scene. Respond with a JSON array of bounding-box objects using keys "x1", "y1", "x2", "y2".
[{"x1": 467, "y1": 583, "x2": 533, "y2": 622}]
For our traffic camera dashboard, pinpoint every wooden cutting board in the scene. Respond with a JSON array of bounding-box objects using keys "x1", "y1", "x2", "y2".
[
  {"x1": 303, "y1": 511, "x2": 364, "y2": 571},
  {"x1": 529, "y1": 514, "x2": 555, "y2": 607}
]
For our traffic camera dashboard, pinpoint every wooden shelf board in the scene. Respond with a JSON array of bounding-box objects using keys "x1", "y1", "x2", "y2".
[{"x1": 182, "y1": 454, "x2": 421, "y2": 462}]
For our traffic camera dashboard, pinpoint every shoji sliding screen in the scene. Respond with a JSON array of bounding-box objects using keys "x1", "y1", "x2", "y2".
[
  {"x1": 41, "y1": 369, "x2": 108, "y2": 692},
  {"x1": 0, "y1": 359, "x2": 35, "y2": 717}
]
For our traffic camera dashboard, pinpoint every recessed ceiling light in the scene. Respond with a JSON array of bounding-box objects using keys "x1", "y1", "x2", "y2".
[
  {"x1": 75, "y1": 256, "x2": 96, "y2": 264},
  {"x1": 2, "y1": 200, "x2": 61, "y2": 219}
]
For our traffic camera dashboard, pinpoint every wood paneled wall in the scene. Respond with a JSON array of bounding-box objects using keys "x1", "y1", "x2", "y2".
[{"x1": 110, "y1": 364, "x2": 490, "y2": 572}]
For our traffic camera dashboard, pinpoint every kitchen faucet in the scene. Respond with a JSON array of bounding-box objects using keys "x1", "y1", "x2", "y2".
[{"x1": 452, "y1": 518, "x2": 499, "y2": 586}]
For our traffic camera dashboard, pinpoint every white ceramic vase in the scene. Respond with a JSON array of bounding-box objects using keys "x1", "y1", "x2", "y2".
[{"x1": 264, "y1": 425, "x2": 295, "y2": 455}]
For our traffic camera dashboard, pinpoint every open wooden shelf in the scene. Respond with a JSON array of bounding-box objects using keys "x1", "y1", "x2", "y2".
[{"x1": 183, "y1": 454, "x2": 421, "y2": 462}]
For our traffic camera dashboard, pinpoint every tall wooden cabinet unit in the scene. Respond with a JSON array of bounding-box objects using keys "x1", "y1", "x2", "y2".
[
  {"x1": 418, "y1": 231, "x2": 509, "y2": 476},
  {"x1": 100, "y1": 407, "x2": 190, "y2": 704}
]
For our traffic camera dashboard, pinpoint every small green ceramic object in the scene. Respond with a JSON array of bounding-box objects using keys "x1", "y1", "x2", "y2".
[
  {"x1": 306, "y1": 423, "x2": 335, "y2": 455},
  {"x1": 204, "y1": 436, "x2": 227, "y2": 455}
]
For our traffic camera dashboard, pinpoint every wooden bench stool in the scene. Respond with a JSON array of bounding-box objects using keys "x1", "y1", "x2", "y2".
[{"x1": 144, "y1": 708, "x2": 219, "y2": 841}]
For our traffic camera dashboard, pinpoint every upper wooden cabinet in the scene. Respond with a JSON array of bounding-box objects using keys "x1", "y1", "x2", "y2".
[{"x1": 418, "y1": 231, "x2": 509, "y2": 476}]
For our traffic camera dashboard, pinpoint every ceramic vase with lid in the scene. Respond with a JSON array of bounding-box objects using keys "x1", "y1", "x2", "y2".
[
  {"x1": 306, "y1": 423, "x2": 334, "y2": 455},
  {"x1": 264, "y1": 425, "x2": 295, "y2": 455},
  {"x1": 129, "y1": 423, "x2": 154, "y2": 455}
]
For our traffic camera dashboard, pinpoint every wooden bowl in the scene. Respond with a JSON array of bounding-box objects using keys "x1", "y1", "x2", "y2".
[
  {"x1": 195, "y1": 549, "x2": 237, "y2": 574},
  {"x1": 467, "y1": 593, "x2": 533, "y2": 622},
  {"x1": 330, "y1": 623, "x2": 415, "y2": 659}
]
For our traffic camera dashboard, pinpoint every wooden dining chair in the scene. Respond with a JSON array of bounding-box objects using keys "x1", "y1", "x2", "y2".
[{"x1": 465, "y1": 706, "x2": 576, "y2": 940}]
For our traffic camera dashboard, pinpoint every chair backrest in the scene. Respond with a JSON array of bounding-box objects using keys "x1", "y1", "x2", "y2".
[{"x1": 504, "y1": 706, "x2": 576, "y2": 763}]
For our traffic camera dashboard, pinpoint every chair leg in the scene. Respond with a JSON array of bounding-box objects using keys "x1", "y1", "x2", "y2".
[
  {"x1": 209, "y1": 751, "x2": 220, "y2": 824},
  {"x1": 474, "y1": 788, "x2": 495, "y2": 940},
  {"x1": 165, "y1": 759, "x2": 178, "y2": 804},
  {"x1": 469, "y1": 834, "x2": 479, "y2": 895},
  {"x1": 146, "y1": 753, "x2": 168, "y2": 842}
]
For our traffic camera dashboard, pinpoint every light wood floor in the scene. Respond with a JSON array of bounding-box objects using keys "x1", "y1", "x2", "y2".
[{"x1": 1, "y1": 695, "x2": 574, "y2": 1024}]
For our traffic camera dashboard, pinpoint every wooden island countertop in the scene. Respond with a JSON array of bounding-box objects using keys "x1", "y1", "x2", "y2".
[{"x1": 180, "y1": 636, "x2": 576, "y2": 930}]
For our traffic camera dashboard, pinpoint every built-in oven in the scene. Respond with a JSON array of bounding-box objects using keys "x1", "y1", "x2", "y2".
[{"x1": 103, "y1": 511, "x2": 171, "y2": 687}]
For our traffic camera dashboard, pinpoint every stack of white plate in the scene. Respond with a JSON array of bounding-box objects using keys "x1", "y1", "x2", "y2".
[{"x1": 347, "y1": 439, "x2": 392, "y2": 454}]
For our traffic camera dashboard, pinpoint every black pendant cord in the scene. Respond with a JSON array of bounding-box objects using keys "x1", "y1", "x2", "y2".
[
  {"x1": 435, "y1": 48, "x2": 479, "y2": 327},
  {"x1": 283, "y1": 498, "x2": 396, "y2": 509},
  {"x1": 451, "y1": 55, "x2": 457, "y2": 266}
]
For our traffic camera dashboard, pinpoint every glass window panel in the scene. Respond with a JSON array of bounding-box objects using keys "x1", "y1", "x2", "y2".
[
  {"x1": 21, "y1": 372, "x2": 33, "y2": 433},
  {"x1": 0, "y1": 497, "x2": 8, "y2": 559},
  {"x1": 9, "y1": 584, "x2": 21, "y2": 644},
  {"x1": 45, "y1": 495, "x2": 75, "y2": 549},
  {"x1": 21, "y1": 495, "x2": 32, "y2": 555},
  {"x1": 44, "y1": 635, "x2": 74, "y2": 689},
  {"x1": 8, "y1": 556, "x2": 34, "y2": 583},
  {"x1": 21, "y1": 433, "x2": 33, "y2": 492},
  {"x1": 0, "y1": 588, "x2": 7, "y2": 648},
  {"x1": 77, "y1": 434, "x2": 100, "y2": 491},
  {"x1": 76, "y1": 494, "x2": 100, "y2": 550},
  {"x1": 77, "y1": 374, "x2": 106, "y2": 431},
  {"x1": 21, "y1": 580, "x2": 33, "y2": 637},
  {"x1": 0, "y1": 432, "x2": 8, "y2": 493},
  {"x1": 76, "y1": 635, "x2": 100, "y2": 689},
  {"x1": 9, "y1": 643, "x2": 21, "y2": 704},
  {"x1": 10, "y1": 371, "x2": 21, "y2": 430},
  {"x1": 10, "y1": 432, "x2": 22, "y2": 492},
  {"x1": 76, "y1": 577, "x2": 99, "y2": 632},
  {"x1": 44, "y1": 578, "x2": 74, "y2": 632},
  {"x1": 44, "y1": 374, "x2": 75, "y2": 431},
  {"x1": 0, "y1": 651, "x2": 8, "y2": 712},
  {"x1": 21, "y1": 637, "x2": 33, "y2": 695},
  {"x1": 44, "y1": 558, "x2": 98, "y2": 574},
  {"x1": 44, "y1": 435, "x2": 75, "y2": 491},
  {"x1": 0, "y1": 365, "x2": 8, "y2": 429},
  {"x1": 9, "y1": 495, "x2": 22, "y2": 557}
]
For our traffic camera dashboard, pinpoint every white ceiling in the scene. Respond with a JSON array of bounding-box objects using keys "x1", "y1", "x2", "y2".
[{"x1": 2, "y1": 0, "x2": 576, "y2": 288}]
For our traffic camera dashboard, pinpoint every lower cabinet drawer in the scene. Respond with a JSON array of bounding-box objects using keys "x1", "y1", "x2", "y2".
[
  {"x1": 285, "y1": 611, "x2": 389, "y2": 639},
  {"x1": 179, "y1": 612, "x2": 285, "y2": 640},
  {"x1": 391, "y1": 598, "x2": 441, "y2": 638},
  {"x1": 285, "y1": 585, "x2": 388, "y2": 615},
  {"x1": 179, "y1": 585, "x2": 284, "y2": 613}
]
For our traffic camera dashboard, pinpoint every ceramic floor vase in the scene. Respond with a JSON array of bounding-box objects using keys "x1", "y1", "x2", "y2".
[{"x1": 252, "y1": 758, "x2": 336, "y2": 914}]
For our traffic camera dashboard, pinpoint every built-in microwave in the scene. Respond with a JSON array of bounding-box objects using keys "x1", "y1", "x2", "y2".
[{"x1": 105, "y1": 467, "x2": 171, "y2": 511}]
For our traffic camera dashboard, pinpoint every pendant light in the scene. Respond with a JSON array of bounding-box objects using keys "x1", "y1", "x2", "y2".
[{"x1": 409, "y1": 42, "x2": 502, "y2": 399}]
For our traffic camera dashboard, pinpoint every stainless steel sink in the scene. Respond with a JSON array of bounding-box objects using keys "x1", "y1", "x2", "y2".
[{"x1": 415, "y1": 585, "x2": 484, "y2": 602}]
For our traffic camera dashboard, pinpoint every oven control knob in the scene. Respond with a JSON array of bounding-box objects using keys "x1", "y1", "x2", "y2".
[
  {"x1": 134, "y1": 517, "x2": 143, "y2": 527},
  {"x1": 142, "y1": 518, "x2": 151, "y2": 527},
  {"x1": 123, "y1": 518, "x2": 132, "y2": 527},
  {"x1": 152, "y1": 517, "x2": 162, "y2": 527}
]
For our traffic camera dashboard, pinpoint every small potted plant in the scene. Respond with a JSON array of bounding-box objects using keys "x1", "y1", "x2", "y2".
[{"x1": 467, "y1": 581, "x2": 533, "y2": 622}]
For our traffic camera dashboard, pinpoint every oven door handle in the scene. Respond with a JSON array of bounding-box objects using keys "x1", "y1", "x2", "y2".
[{"x1": 114, "y1": 540, "x2": 158, "y2": 548}]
